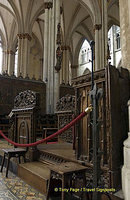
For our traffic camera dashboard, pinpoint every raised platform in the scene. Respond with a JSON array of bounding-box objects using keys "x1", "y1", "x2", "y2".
[
  {"x1": 0, "y1": 140, "x2": 124, "y2": 199},
  {"x1": 18, "y1": 162, "x2": 50, "y2": 194}
]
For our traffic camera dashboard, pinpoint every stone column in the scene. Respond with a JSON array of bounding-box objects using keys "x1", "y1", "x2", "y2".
[
  {"x1": 61, "y1": 45, "x2": 70, "y2": 84},
  {"x1": 43, "y1": 0, "x2": 61, "y2": 113},
  {"x1": 43, "y1": 2, "x2": 49, "y2": 82},
  {"x1": 17, "y1": 33, "x2": 31, "y2": 77},
  {"x1": 54, "y1": 0, "x2": 61, "y2": 112},
  {"x1": 101, "y1": 0, "x2": 108, "y2": 68},
  {"x1": 94, "y1": 24, "x2": 102, "y2": 70},
  {"x1": 8, "y1": 50, "x2": 15, "y2": 75},
  {"x1": 119, "y1": 0, "x2": 130, "y2": 70},
  {"x1": 2, "y1": 48, "x2": 8, "y2": 72},
  {"x1": 43, "y1": 1, "x2": 53, "y2": 113},
  {"x1": 64, "y1": 46, "x2": 70, "y2": 84},
  {"x1": 50, "y1": 0, "x2": 55, "y2": 113},
  {"x1": 22, "y1": 35, "x2": 31, "y2": 76},
  {"x1": 122, "y1": 100, "x2": 130, "y2": 200},
  {"x1": 17, "y1": 35, "x2": 22, "y2": 76},
  {"x1": 71, "y1": 65, "x2": 78, "y2": 79}
]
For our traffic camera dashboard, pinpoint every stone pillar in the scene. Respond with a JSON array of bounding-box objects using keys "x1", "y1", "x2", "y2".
[
  {"x1": 22, "y1": 36, "x2": 31, "y2": 76},
  {"x1": 47, "y1": 6, "x2": 53, "y2": 113},
  {"x1": 94, "y1": 0, "x2": 108, "y2": 70},
  {"x1": 71, "y1": 65, "x2": 78, "y2": 78},
  {"x1": 43, "y1": 1, "x2": 53, "y2": 113},
  {"x1": 94, "y1": 24, "x2": 102, "y2": 70},
  {"x1": 43, "y1": 2, "x2": 49, "y2": 82},
  {"x1": 8, "y1": 50, "x2": 15, "y2": 75},
  {"x1": 17, "y1": 33, "x2": 31, "y2": 77},
  {"x1": 2, "y1": 48, "x2": 8, "y2": 72},
  {"x1": 50, "y1": 0, "x2": 55, "y2": 113},
  {"x1": 61, "y1": 46, "x2": 70, "y2": 84},
  {"x1": 43, "y1": 0, "x2": 61, "y2": 113},
  {"x1": 54, "y1": 0, "x2": 61, "y2": 112},
  {"x1": 122, "y1": 100, "x2": 130, "y2": 200},
  {"x1": 119, "y1": 0, "x2": 130, "y2": 70},
  {"x1": 17, "y1": 35, "x2": 22, "y2": 76},
  {"x1": 65, "y1": 47, "x2": 70, "y2": 84},
  {"x1": 101, "y1": 0, "x2": 108, "y2": 68}
]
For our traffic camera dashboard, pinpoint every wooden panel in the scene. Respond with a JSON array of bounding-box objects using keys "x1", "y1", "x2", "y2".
[
  {"x1": 72, "y1": 65, "x2": 130, "y2": 188},
  {"x1": 59, "y1": 84, "x2": 74, "y2": 98}
]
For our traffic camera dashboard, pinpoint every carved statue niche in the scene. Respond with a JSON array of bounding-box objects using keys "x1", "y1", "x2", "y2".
[
  {"x1": 56, "y1": 94, "x2": 75, "y2": 144},
  {"x1": 12, "y1": 90, "x2": 40, "y2": 161}
]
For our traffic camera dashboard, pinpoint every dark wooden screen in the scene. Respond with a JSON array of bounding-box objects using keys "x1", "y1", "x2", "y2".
[
  {"x1": 0, "y1": 75, "x2": 46, "y2": 115},
  {"x1": 72, "y1": 65, "x2": 130, "y2": 188}
]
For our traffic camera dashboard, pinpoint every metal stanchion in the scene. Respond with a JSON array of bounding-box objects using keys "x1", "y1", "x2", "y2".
[{"x1": 89, "y1": 41, "x2": 103, "y2": 200}]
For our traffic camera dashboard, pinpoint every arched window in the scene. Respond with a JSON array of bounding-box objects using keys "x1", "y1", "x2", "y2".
[
  {"x1": 0, "y1": 35, "x2": 3, "y2": 73},
  {"x1": 108, "y1": 25, "x2": 121, "y2": 67},
  {"x1": 78, "y1": 39, "x2": 91, "y2": 76},
  {"x1": 79, "y1": 40, "x2": 91, "y2": 65}
]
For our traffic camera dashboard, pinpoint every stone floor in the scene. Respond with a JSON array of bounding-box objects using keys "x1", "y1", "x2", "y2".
[{"x1": 0, "y1": 168, "x2": 46, "y2": 200}]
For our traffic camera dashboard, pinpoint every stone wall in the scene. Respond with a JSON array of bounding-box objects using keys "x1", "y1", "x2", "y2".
[
  {"x1": 119, "y1": 0, "x2": 130, "y2": 70},
  {"x1": 122, "y1": 100, "x2": 130, "y2": 200}
]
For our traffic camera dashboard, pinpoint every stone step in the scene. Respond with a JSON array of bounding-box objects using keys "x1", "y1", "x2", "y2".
[{"x1": 18, "y1": 162, "x2": 50, "y2": 195}]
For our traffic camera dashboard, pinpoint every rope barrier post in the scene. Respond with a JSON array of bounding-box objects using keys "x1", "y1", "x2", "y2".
[{"x1": 90, "y1": 40, "x2": 103, "y2": 200}]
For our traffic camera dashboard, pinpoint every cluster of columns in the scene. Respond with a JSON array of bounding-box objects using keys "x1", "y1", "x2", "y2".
[
  {"x1": 2, "y1": 33, "x2": 32, "y2": 78},
  {"x1": 17, "y1": 33, "x2": 32, "y2": 77},
  {"x1": 2, "y1": 49, "x2": 15, "y2": 75},
  {"x1": 43, "y1": 0, "x2": 61, "y2": 113}
]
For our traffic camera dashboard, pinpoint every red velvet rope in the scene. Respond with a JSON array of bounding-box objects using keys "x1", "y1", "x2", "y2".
[{"x1": 0, "y1": 111, "x2": 86, "y2": 147}]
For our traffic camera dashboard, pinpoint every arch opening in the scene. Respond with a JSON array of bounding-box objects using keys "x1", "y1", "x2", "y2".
[
  {"x1": 78, "y1": 39, "x2": 91, "y2": 76},
  {"x1": 108, "y1": 25, "x2": 122, "y2": 67}
]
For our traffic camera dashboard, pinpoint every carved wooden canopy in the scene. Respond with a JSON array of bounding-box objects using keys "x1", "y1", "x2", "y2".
[
  {"x1": 14, "y1": 90, "x2": 38, "y2": 109},
  {"x1": 56, "y1": 94, "x2": 75, "y2": 112}
]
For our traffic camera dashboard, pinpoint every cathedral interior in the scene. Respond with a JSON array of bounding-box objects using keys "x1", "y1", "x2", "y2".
[{"x1": 0, "y1": 0, "x2": 130, "y2": 200}]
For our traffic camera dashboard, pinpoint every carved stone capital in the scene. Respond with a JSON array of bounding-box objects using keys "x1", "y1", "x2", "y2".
[
  {"x1": 94, "y1": 24, "x2": 102, "y2": 31},
  {"x1": 17, "y1": 33, "x2": 32, "y2": 41},
  {"x1": 4, "y1": 50, "x2": 15, "y2": 55},
  {"x1": 44, "y1": 2, "x2": 53, "y2": 9}
]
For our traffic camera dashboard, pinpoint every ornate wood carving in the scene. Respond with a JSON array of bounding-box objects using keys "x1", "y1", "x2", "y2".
[
  {"x1": 14, "y1": 90, "x2": 38, "y2": 109},
  {"x1": 56, "y1": 94, "x2": 75, "y2": 143},
  {"x1": 39, "y1": 152, "x2": 66, "y2": 165},
  {"x1": 56, "y1": 94, "x2": 75, "y2": 111}
]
